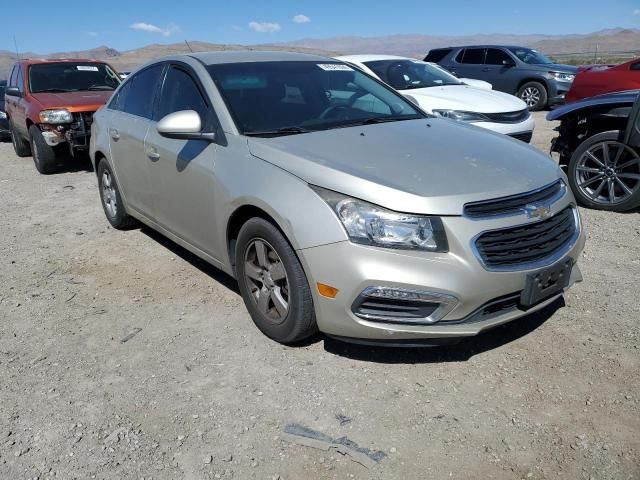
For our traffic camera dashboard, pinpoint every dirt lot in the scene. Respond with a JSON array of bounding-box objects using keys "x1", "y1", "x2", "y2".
[{"x1": 1, "y1": 112, "x2": 638, "y2": 480}]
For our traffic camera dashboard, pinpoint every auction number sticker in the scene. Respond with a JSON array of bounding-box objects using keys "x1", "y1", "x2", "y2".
[
  {"x1": 317, "y1": 64, "x2": 354, "y2": 71},
  {"x1": 77, "y1": 66, "x2": 99, "y2": 71}
]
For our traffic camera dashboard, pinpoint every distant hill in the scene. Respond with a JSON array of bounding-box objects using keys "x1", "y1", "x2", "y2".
[{"x1": 1, "y1": 28, "x2": 638, "y2": 79}]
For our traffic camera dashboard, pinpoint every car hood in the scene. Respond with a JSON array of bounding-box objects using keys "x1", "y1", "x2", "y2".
[
  {"x1": 30, "y1": 91, "x2": 113, "y2": 112},
  {"x1": 543, "y1": 63, "x2": 578, "y2": 74},
  {"x1": 402, "y1": 85, "x2": 526, "y2": 113},
  {"x1": 247, "y1": 119, "x2": 560, "y2": 216},
  {"x1": 547, "y1": 90, "x2": 639, "y2": 121}
]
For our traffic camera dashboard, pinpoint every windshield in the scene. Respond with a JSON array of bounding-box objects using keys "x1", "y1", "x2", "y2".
[
  {"x1": 364, "y1": 59, "x2": 462, "y2": 90},
  {"x1": 207, "y1": 61, "x2": 424, "y2": 136},
  {"x1": 508, "y1": 48, "x2": 555, "y2": 65},
  {"x1": 28, "y1": 62, "x2": 121, "y2": 93}
]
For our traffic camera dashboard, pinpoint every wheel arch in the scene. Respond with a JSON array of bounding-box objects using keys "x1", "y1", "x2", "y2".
[{"x1": 516, "y1": 77, "x2": 549, "y2": 94}]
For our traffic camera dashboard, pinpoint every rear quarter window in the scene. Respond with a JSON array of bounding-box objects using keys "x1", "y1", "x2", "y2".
[{"x1": 424, "y1": 49, "x2": 452, "y2": 63}]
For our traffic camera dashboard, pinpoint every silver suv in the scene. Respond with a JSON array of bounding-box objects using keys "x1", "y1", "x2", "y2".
[{"x1": 90, "y1": 52, "x2": 585, "y2": 345}]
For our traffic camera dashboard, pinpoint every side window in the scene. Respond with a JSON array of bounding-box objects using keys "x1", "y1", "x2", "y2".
[
  {"x1": 630, "y1": 62, "x2": 640, "y2": 71},
  {"x1": 17, "y1": 66, "x2": 24, "y2": 93},
  {"x1": 8, "y1": 66, "x2": 17, "y2": 87},
  {"x1": 157, "y1": 66, "x2": 208, "y2": 120},
  {"x1": 122, "y1": 64, "x2": 164, "y2": 119},
  {"x1": 108, "y1": 81, "x2": 131, "y2": 112},
  {"x1": 485, "y1": 48, "x2": 512, "y2": 65},
  {"x1": 458, "y1": 48, "x2": 485, "y2": 64},
  {"x1": 424, "y1": 49, "x2": 452, "y2": 63}
]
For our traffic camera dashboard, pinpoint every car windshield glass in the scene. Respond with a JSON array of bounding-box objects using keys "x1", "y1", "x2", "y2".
[
  {"x1": 508, "y1": 48, "x2": 554, "y2": 65},
  {"x1": 28, "y1": 63, "x2": 121, "y2": 93},
  {"x1": 207, "y1": 61, "x2": 424, "y2": 136},
  {"x1": 365, "y1": 59, "x2": 462, "y2": 90}
]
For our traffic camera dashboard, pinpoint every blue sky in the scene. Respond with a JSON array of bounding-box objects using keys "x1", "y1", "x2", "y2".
[{"x1": 2, "y1": 0, "x2": 640, "y2": 53}]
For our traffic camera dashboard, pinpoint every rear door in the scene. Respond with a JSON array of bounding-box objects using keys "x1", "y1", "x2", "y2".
[
  {"x1": 8, "y1": 65, "x2": 28, "y2": 136},
  {"x1": 144, "y1": 63, "x2": 221, "y2": 257},
  {"x1": 107, "y1": 63, "x2": 165, "y2": 217},
  {"x1": 449, "y1": 48, "x2": 486, "y2": 80}
]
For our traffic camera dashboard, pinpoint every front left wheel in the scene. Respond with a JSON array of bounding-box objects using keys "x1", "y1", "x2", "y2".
[
  {"x1": 235, "y1": 218, "x2": 317, "y2": 344},
  {"x1": 29, "y1": 125, "x2": 57, "y2": 174}
]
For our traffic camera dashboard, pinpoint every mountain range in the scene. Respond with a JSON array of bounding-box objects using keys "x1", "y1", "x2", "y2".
[{"x1": 1, "y1": 28, "x2": 638, "y2": 78}]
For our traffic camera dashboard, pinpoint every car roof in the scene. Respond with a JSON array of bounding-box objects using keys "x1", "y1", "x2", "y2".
[
  {"x1": 17, "y1": 58, "x2": 109, "y2": 65},
  {"x1": 336, "y1": 54, "x2": 412, "y2": 63},
  {"x1": 430, "y1": 45, "x2": 528, "y2": 50},
  {"x1": 186, "y1": 50, "x2": 332, "y2": 65}
]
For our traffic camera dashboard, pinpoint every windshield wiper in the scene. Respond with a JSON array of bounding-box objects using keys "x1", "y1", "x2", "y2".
[
  {"x1": 244, "y1": 126, "x2": 311, "y2": 137},
  {"x1": 33, "y1": 88, "x2": 75, "y2": 93},
  {"x1": 338, "y1": 115, "x2": 422, "y2": 128},
  {"x1": 87, "y1": 85, "x2": 115, "y2": 91}
]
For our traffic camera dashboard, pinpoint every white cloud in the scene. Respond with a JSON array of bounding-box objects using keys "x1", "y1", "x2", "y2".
[
  {"x1": 634, "y1": 8, "x2": 640, "y2": 14},
  {"x1": 87, "y1": 31, "x2": 98, "y2": 37},
  {"x1": 292, "y1": 14, "x2": 310, "y2": 24},
  {"x1": 248, "y1": 21, "x2": 281, "y2": 33},
  {"x1": 130, "y1": 22, "x2": 180, "y2": 37}
]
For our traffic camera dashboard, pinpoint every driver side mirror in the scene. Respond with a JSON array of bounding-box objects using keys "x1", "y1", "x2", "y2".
[
  {"x1": 502, "y1": 59, "x2": 516, "y2": 68},
  {"x1": 5, "y1": 86, "x2": 22, "y2": 97},
  {"x1": 157, "y1": 110, "x2": 216, "y2": 142}
]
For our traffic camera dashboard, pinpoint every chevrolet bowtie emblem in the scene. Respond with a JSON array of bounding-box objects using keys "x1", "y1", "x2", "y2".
[{"x1": 524, "y1": 204, "x2": 552, "y2": 219}]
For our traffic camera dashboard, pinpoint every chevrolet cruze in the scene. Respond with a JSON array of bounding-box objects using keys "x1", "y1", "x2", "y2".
[{"x1": 90, "y1": 51, "x2": 585, "y2": 345}]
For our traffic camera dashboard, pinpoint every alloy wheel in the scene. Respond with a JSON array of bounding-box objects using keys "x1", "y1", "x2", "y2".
[
  {"x1": 243, "y1": 239, "x2": 290, "y2": 324},
  {"x1": 101, "y1": 170, "x2": 118, "y2": 217},
  {"x1": 521, "y1": 87, "x2": 540, "y2": 108},
  {"x1": 574, "y1": 141, "x2": 640, "y2": 205}
]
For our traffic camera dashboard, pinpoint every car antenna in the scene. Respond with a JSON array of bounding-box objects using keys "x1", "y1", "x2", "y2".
[
  {"x1": 13, "y1": 35, "x2": 20, "y2": 59},
  {"x1": 184, "y1": 40, "x2": 194, "y2": 53}
]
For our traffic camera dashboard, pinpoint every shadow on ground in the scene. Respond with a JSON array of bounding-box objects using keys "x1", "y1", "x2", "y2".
[{"x1": 323, "y1": 298, "x2": 564, "y2": 364}]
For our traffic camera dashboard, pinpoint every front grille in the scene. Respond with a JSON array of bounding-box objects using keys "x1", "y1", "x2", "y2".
[
  {"x1": 353, "y1": 296, "x2": 439, "y2": 322},
  {"x1": 483, "y1": 109, "x2": 530, "y2": 123},
  {"x1": 508, "y1": 131, "x2": 533, "y2": 143},
  {"x1": 464, "y1": 180, "x2": 565, "y2": 218},
  {"x1": 474, "y1": 206, "x2": 576, "y2": 269}
]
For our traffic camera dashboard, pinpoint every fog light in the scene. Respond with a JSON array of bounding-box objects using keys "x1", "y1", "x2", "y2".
[{"x1": 352, "y1": 286, "x2": 459, "y2": 324}]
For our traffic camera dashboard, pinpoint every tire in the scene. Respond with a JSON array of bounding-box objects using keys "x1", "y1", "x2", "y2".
[
  {"x1": 29, "y1": 125, "x2": 57, "y2": 174},
  {"x1": 517, "y1": 81, "x2": 548, "y2": 111},
  {"x1": 97, "y1": 160, "x2": 138, "y2": 229},
  {"x1": 567, "y1": 131, "x2": 640, "y2": 212},
  {"x1": 235, "y1": 218, "x2": 317, "y2": 344},
  {"x1": 10, "y1": 122, "x2": 31, "y2": 157}
]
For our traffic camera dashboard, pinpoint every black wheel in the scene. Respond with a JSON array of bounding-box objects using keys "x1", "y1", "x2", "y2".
[
  {"x1": 97, "y1": 160, "x2": 138, "y2": 229},
  {"x1": 29, "y1": 125, "x2": 57, "y2": 174},
  {"x1": 517, "y1": 81, "x2": 548, "y2": 111},
  {"x1": 235, "y1": 218, "x2": 317, "y2": 344},
  {"x1": 567, "y1": 131, "x2": 640, "y2": 212},
  {"x1": 10, "y1": 122, "x2": 31, "y2": 157}
]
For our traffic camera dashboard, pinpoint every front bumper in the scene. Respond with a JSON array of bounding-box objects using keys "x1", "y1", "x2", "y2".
[
  {"x1": 548, "y1": 80, "x2": 573, "y2": 106},
  {"x1": 297, "y1": 200, "x2": 585, "y2": 342}
]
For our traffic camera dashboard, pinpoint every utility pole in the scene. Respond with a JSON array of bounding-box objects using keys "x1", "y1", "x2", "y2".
[{"x1": 13, "y1": 35, "x2": 20, "y2": 59}]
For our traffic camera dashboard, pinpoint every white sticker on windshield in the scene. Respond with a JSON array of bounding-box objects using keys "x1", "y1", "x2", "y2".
[
  {"x1": 317, "y1": 64, "x2": 354, "y2": 71},
  {"x1": 77, "y1": 66, "x2": 99, "y2": 71}
]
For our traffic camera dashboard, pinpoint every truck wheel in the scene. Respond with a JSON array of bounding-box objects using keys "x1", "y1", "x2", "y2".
[
  {"x1": 97, "y1": 160, "x2": 138, "y2": 230},
  {"x1": 518, "y1": 81, "x2": 548, "y2": 111},
  {"x1": 568, "y1": 131, "x2": 640, "y2": 212},
  {"x1": 29, "y1": 125, "x2": 57, "y2": 174},
  {"x1": 235, "y1": 218, "x2": 317, "y2": 345},
  {"x1": 10, "y1": 123, "x2": 31, "y2": 157}
]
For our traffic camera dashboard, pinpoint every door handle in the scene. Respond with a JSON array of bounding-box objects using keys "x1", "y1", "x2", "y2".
[
  {"x1": 110, "y1": 129, "x2": 120, "y2": 141},
  {"x1": 146, "y1": 149, "x2": 160, "y2": 161},
  {"x1": 481, "y1": 68, "x2": 491, "y2": 72}
]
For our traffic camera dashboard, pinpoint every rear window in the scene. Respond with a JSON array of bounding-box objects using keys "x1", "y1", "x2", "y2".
[{"x1": 424, "y1": 49, "x2": 452, "y2": 63}]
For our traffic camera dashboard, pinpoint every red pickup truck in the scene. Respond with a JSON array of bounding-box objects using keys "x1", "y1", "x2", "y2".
[{"x1": 4, "y1": 58, "x2": 120, "y2": 174}]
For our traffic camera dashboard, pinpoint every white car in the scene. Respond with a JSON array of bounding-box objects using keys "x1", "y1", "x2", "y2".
[{"x1": 337, "y1": 55, "x2": 535, "y2": 142}]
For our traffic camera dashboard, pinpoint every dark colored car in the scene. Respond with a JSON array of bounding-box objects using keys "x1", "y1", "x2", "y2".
[
  {"x1": 0, "y1": 80, "x2": 9, "y2": 139},
  {"x1": 566, "y1": 58, "x2": 640, "y2": 103},
  {"x1": 426, "y1": 46, "x2": 577, "y2": 111},
  {"x1": 548, "y1": 90, "x2": 640, "y2": 211},
  {"x1": 4, "y1": 59, "x2": 120, "y2": 174}
]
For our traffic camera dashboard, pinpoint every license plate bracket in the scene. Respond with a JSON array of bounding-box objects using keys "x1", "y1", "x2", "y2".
[{"x1": 520, "y1": 260, "x2": 573, "y2": 309}]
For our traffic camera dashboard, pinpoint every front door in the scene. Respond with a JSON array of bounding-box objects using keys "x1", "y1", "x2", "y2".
[{"x1": 145, "y1": 64, "x2": 221, "y2": 259}]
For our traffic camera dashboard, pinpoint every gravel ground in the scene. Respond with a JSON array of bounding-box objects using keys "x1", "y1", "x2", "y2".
[{"x1": 1, "y1": 112, "x2": 639, "y2": 480}]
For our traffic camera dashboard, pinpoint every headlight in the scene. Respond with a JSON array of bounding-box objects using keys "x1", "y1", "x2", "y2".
[
  {"x1": 548, "y1": 71, "x2": 575, "y2": 82},
  {"x1": 312, "y1": 186, "x2": 448, "y2": 252},
  {"x1": 0, "y1": 111, "x2": 6, "y2": 120},
  {"x1": 432, "y1": 110, "x2": 487, "y2": 123},
  {"x1": 39, "y1": 109, "x2": 73, "y2": 124}
]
